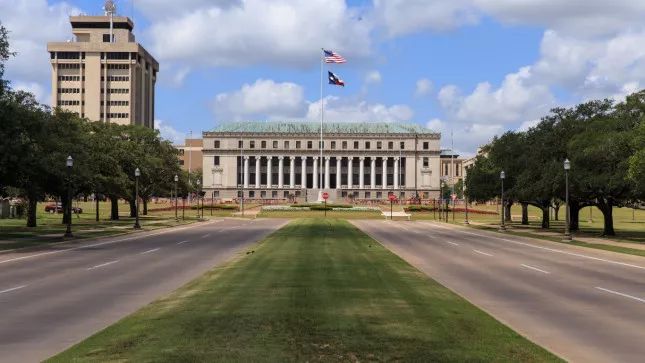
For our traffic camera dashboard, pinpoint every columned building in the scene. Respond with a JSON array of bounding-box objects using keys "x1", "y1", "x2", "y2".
[{"x1": 202, "y1": 122, "x2": 442, "y2": 201}]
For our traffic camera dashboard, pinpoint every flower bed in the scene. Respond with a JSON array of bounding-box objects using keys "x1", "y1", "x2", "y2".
[
  {"x1": 262, "y1": 206, "x2": 311, "y2": 211},
  {"x1": 262, "y1": 205, "x2": 381, "y2": 212}
]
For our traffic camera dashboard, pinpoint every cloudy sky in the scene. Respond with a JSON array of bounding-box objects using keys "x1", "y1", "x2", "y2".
[{"x1": 2, "y1": 0, "x2": 644, "y2": 155}]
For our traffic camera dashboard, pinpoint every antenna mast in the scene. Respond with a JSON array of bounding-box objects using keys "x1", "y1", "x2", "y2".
[{"x1": 104, "y1": 0, "x2": 116, "y2": 43}]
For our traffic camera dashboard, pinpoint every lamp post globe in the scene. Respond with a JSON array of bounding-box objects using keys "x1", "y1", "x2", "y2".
[
  {"x1": 64, "y1": 155, "x2": 74, "y2": 238},
  {"x1": 563, "y1": 159, "x2": 572, "y2": 241},
  {"x1": 499, "y1": 170, "x2": 506, "y2": 231},
  {"x1": 134, "y1": 168, "x2": 141, "y2": 229}
]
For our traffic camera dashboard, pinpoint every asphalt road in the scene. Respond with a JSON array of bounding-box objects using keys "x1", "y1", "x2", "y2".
[
  {"x1": 0, "y1": 218, "x2": 286, "y2": 363},
  {"x1": 352, "y1": 220, "x2": 645, "y2": 363}
]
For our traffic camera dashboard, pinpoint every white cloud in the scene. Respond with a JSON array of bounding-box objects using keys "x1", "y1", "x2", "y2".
[
  {"x1": 306, "y1": 96, "x2": 413, "y2": 123},
  {"x1": 12, "y1": 81, "x2": 48, "y2": 104},
  {"x1": 415, "y1": 78, "x2": 433, "y2": 97},
  {"x1": 517, "y1": 119, "x2": 540, "y2": 132},
  {"x1": 372, "y1": 0, "x2": 478, "y2": 36},
  {"x1": 155, "y1": 119, "x2": 186, "y2": 144},
  {"x1": 365, "y1": 70, "x2": 382, "y2": 85},
  {"x1": 213, "y1": 79, "x2": 306, "y2": 121},
  {"x1": 145, "y1": 0, "x2": 372, "y2": 69}
]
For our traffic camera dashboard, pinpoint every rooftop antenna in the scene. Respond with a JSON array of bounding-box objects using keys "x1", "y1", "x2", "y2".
[{"x1": 104, "y1": 0, "x2": 116, "y2": 43}]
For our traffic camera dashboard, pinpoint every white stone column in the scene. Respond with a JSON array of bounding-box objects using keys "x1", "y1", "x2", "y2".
[
  {"x1": 336, "y1": 157, "x2": 342, "y2": 189},
  {"x1": 394, "y1": 157, "x2": 399, "y2": 189},
  {"x1": 382, "y1": 157, "x2": 388, "y2": 189},
  {"x1": 301, "y1": 157, "x2": 307, "y2": 188},
  {"x1": 255, "y1": 157, "x2": 261, "y2": 188},
  {"x1": 290, "y1": 156, "x2": 296, "y2": 188},
  {"x1": 278, "y1": 156, "x2": 284, "y2": 188},
  {"x1": 324, "y1": 157, "x2": 331, "y2": 189},
  {"x1": 243, "y1": 156, "x2": 250, "y2": 188},
  {"x1": 267, "y1": 156, "x2": 273, "y2": 188},
  {"x1": 359, "y1": 157, "x2": 365, "y2": 189},
  {"x1": 347, "y1": 157, "x2": 353, "y2": 189},
  {"x1": 312, "y1": 157, "x2": 319, "y2": 189},
  {"x1": 370, "y1": 157, "x2": 376, "y2": 189}
]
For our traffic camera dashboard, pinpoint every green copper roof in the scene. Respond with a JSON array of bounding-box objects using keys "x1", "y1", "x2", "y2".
[{"x1": 212, "y1": 121, "x2": 436, "y2": 134}]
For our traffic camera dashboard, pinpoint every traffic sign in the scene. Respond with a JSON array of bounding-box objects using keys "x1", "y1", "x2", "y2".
[
  {"x1": 322, "y1": 192, "x2": 329, "y2": 200},
  {"x1": 388, "y1": 194, "x2": 397, "y2": 201},
  {"x1": 451, "y1": 194, "x2": 457, "y2": 200}
]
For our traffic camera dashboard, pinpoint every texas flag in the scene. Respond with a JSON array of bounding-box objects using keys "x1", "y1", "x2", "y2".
[{"x1": 328, "y1": 71, "x2": 345, "y2": 87}]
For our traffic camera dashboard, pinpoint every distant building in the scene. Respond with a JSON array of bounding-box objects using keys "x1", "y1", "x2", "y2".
[
  {"x1": 176, "y1": 138, "x2": 203, "y2": 172},
  {"x1": 47, "y1": 5, "x2": 158, "y2": 127},
  {"x1": 201, "y1": 121, "x2": 443, "y2": 201},
  {"x1": 439, "y1": 150, "x2": 465, "y2": 186}
]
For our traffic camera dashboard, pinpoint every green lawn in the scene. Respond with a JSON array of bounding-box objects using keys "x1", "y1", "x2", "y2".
[
  {"x1": 0, "y1": 201, "x2": 233, "y2": 251},
  {"x1": 257, "y1": 210, "x2": 383, "y2": 219},
  {"x1": 50, "y1": 219, "x2": 559, "y2": 362}
]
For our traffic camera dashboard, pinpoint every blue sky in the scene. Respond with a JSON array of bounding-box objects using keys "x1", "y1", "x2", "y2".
[{"x1": 2, "y1": 0, "x2": 645, "y2": 155}]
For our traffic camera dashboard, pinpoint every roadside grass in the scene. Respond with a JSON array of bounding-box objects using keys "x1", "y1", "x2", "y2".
[
  {"x1": 257, "y1": 210, "x2": 383, "y2": 219},
  {"x1": 0, "y1": 201, "x2": 233, "y2": 251},
  {"x1": 49, "y1": 219, "x2": 560, "y2": 362}
]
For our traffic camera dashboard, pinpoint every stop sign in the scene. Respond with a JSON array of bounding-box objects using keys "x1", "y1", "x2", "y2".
[
  {"x1": 388, "y1": 194, "x2": 397, "y2": 201},
  {"x1": 322, "y1": 192, "x2": 329, "y2": 200},
  {"x1": 451, "y1": 194, "x2": 457, "y2": 200}
]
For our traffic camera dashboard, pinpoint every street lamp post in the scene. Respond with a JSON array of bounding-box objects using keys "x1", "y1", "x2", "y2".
[
  {"x1": 134, "y1": 168, "x2": 141, "y2": 229},
  {"x1": 196, "y1": 179, "x2": 201, "y2": 219},
  {"x1": 174, "y1": 174, "x2": 179, "y2": 221},
  {"x1": 499, "y1": 170, "x2": 506, "y2": 231},
  {"x1": 464, "y1": 195, "x2": 470, "y2": 225},
  {"x1": 64, "y1": 156, "x2": 74, "y2": 238},
  {"x1": 564, "y1": 159, "x2": 572, "y2": 241}
]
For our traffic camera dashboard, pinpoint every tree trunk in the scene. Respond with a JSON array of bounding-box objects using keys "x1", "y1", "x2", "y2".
[
  {"x1": 554, "y1": 204, "x2": 560, "y2": 221},
  {"x1": 598, "y1": 201, "x2": 615, "y2": 236},
  {"x1": 109, "y1": 195, "x2": 119, "y2": 220},
  {"x1": 27, "y1": 196, "x2": 38, "y2": 227},
  {"x1": 129, "y1": 198, "x2": 136, "y2": 218},
  {"x1": 541, "y1": 207, "x2": 550, "y2": 229},
  {"x1": 569, "y1": 200, "x2": 581, "y2": 232},
  {"x1": 521, "y1": 202, "x2": 529, "y2": 225},
  {"x1": 143, "y1": 198, "x2": 148, "y2": 215},
  {"x1": 505, "y1": 202, "x2": 512, "y2": 222}
]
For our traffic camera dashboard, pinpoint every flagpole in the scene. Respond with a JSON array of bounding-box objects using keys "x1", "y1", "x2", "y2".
[{"x1": 319, "y1": 48, "x2": 324, "y2": 192}]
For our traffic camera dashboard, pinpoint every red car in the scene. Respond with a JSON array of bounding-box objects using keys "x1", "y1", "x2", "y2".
[{"x1": 44, "y1": 203, "x2": 83, "y2": 214}]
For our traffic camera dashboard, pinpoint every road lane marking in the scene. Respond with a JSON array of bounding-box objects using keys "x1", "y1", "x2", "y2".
[
  {"x1": 200, "y1": 234, "x2": 211, "y2": 239},
  {"x1": 595, "y1": 287, "x2": 645, "y2": 304},
  {"x1": 0, "y1": 285, "x2": 27, "y2": 294},
  {"x1": 87, "y1": 260, "x2": 120, "y2": 270},
  {"x1": 521, "y1": 264, "x2": 550, "y2": 274},
  {"x1": 446, "y1": 241, "x2": 459, "y2": 246},
  {"x1": 176, "y1": 240, "x2": 189, "y2": 245},
  {"x1": 473, "y1": 249, "x2": 493, "y2": 257},
  {"x1": 424, "y1": 222, "x2": 645, "y2": 271},
  {"x1": 139, "y1": 248, "x2": 160, "y2": 255},
  {"x1": 0, "y1": 220, "x2": 217, "y2": 266}
]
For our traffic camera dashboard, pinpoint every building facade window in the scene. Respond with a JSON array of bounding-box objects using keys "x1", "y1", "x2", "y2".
[
  {"x1": 261, "y1": 141, "x2": 267, "y2": 148},
  {"x1": 238, "y1": 140, "x2": 243, "y2": 148},
  {"x1": 250, "y1": 140, "x2": 255, "y2": 149},
  {"x1": 214, "y1": 156, "x2": 220, "y2": 166},
  {"x1": 307, "y1": 141, "x2": 313, "y2": 149},
  {"x1": 296, "y1": 140, "x2": 301, "y2": 149},
  {"x1": 284, "y1": 141, "x2": 289, "y2": 149},
  {"x1": 331, "y1": 141, "x2": 336, "y2": 149},
  {"x1": 214, "y1": 140, "x2": 220, "y2": 148},
  {"x1": 444, "y1": 164, "x2": 449, "y2": 175},
  {"x1": 273, "y1": 141, "x2": 278, "y2": 149},
  {"x1": 365, "y1": 141, "x2": 371, "y2": 149},
  {"x1": 423, "y1": 141, "x2": 429, "y2": 150},
  {"x1": 354, "y1": 141, "x2": 359, "y2": 149},
  {"x1": 342, "y1": 141, "x2": 348, "y2": 149},
  {"x1": 377, "y1": 141, "x2": 382, "y2": 149},
  {"x1": 423, "y1": 157, "x2": 429, "y2": 167},
  {"x1": 400, "y1": 141, "x2": 405, "y2": 149}
]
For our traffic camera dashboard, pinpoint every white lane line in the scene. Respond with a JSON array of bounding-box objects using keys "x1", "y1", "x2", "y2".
[
  {"x1": 0, "y1": 285, "x2": 27, "y2": 295},
  {"x1": 425, "y1": 222, "x2": 645, "y2": 271},
  {"x1": 139, "y1": 248, "x2": 160, "y2": 255},
  {"x1": 446, "y1": 241, "x2": 459, "y2": 246},
  {"x1": 87, "y1": 260, "x2": 120, "y2": 270},
  {"x1": 200, "y1": 234, "x2": 211, "y2": 239},
  {"x1": 521, "y1": 264, "x2": 550, "y2": 274},
  {"x1": 473, "y1": 249, "x2": 493, "y2": 257},
  {"x1": 595, "y1": 287, "x2": 645, "y2": 304},
  {"x1": 0, "y1": 220, "x2": 217, "y2": 266},
  {"x1": 176, "y1": 240, "x2": 189, "y2": 245}
]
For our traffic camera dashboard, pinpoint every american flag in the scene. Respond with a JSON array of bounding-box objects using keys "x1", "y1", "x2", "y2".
[{"x1": 323, "y1": 49, "x2": 346, "y2": 63}]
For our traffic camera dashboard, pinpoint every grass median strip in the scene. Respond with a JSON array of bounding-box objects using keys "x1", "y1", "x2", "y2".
[{"x1": 49, "y1": 219, "x2": 559, "y2": 362}]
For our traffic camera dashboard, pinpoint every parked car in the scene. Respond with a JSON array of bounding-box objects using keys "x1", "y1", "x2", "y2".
[{"x1": 44, "y1": 203, "x2": 83, "y2": 214}]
